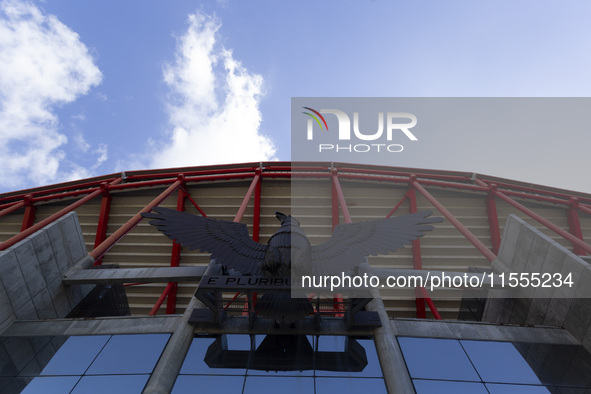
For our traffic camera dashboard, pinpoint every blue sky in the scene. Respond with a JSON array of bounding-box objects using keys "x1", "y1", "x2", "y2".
[{"x1": 1, "y1": 0, "x2": 591, "y2": 194}]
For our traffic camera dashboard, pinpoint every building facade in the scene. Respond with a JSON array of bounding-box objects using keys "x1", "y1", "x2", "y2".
[{"x1": 0, "y1": 162, "x2": 590, "y2": 393}]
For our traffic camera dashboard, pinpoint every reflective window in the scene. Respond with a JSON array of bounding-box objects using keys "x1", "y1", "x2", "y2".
[
  {"x1": 247, "y1": 335, "x2": 314, "y2": 376},
  {"x1": 39, "y1": 336, "x2": 110, "y2": 376},
  {"x1": 315, "y1": 377, "x2": 387, "y2": 393},
  {"x1": 315, "y1": 336, "x2": 383, "y2": 378},
  {"x1": 485, "y1": 383, "x2": 551, "y2": 393},
  {"x1": 399, "y1": 337, "x2": 591, "y2": 393},
  {"x1": 20, "y1": 376, "x2": 80, "y2": 394},
  {"x1": 176, "y1": 335, "x2": 386, "y2": 393},
  {"x1": 172, "y1": 375, "x2": 245, "y2": 393},
  {"x1": 180, "y1": 337, "x2": 247, "y2": 375},
  {"x1": 86, "y1": 334, "x2": 169, "y2": 374},
  {"x1": 398, "y1": 337, "x2": 481, "y2": 381},
  {"x1": 413, "y1": 379, "x2": 488, "y2": 394},
  {"x1": 243, "y1": 376, "x2": 314, "y2": 394},
  {"x1": 462, "y1": 340, "x2": 542, "y2": 385},
  {"x1": 0, "y1": 334, "x2": 170, "y2": 394},
  {"x1": 71, "y1": 375, "x2": 151, "y2": 394}
]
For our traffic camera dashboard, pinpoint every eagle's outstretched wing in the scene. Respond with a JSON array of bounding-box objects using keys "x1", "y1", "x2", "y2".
[
  {"x1": 310, "y1": 211, "x2": 443, "y2": 276},
  {"x1": 142, "y1": 207, "x2": 267, "y2": 275}
]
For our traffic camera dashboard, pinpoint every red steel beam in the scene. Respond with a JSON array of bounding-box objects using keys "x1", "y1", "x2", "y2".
[
  {"x1": 20, "y1": 195, "x2": 36, "y2": 232},
  {"x1": 408, "y1": 184, "x2": 426, "y2": 319},
  {"x1": 167, "y1": 182, "x2": 187, "y2": 314},
  {"x1": 93, "y1": 183, "x2": 113, "y2": 266},
  {"x1": 331, "y1": 169, "x2": 352, "y2": 224},
  {"x1": 485, "y1": 184, "x2": 502, "y2": 255},
  {"x1": 0, "y1": 202, "x2": 24, "y2": 218},
  {"x1": 0, "y1": 176, "x2": 120, "y2": 205},
  {"x1": 474, "y1": 179, "x2": 591, "y2": 255},
  {"x1": 330, "y1": 170, "x2": 349, "y2": 317},
  {"x1": 233, "y1": 170, "x2": 261, "y2": 223},
  {"x1": 476, "y1": 179, "x2": 591, "y2": 205},
  {"x1": 253, "y1": 170, "x2": 262, "y2": 242},
  {"x1": 567, "y1": 198, "x2": 586, "y2": 256},
  {"x1": 331, "y1": 174, "x2": 340, "y2": 229},
  {"x1": 412, "y1": 179, "x2": 497, "y2": 263},
  {"x1": 149, "y1": 282, "x2": 174, "y2": 316},
  {"x1": 418, "y1": 286, "x2": 442, "y2": 320},
  {"x1": 0, "y1": 178, "x2": 123, "y2": 252},
  {"x1": 385, "y1": 192, "x2": 409, "y2": 219},
  {"x1": 186, "y1": 193, "x2": 207, "y2": 217},
  {"x1": 89, "y1": 179, "x2": 182, "y2": 261},
  {"x1": 579, "y1": 204, "x2": 591, "y2": 216}
]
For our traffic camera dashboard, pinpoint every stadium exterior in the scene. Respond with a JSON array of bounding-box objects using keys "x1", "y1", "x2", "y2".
[{"x1": 0, "y1": 162, "x2": 591, "y2": 393}]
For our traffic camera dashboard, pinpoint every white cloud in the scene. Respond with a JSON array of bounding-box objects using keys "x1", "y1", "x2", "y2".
[
  {"x1": 0, "y1": 0, "x2": 102, "y2": 189},
  {"x1": 149, "y1": 11, "x2": 276, "y2": 169},
  {"x1": 92, "y1": 143, "x2": 108, "y2": 169}
]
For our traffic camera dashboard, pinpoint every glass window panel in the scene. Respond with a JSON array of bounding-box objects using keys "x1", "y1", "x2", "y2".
[
  {"x1": 243, "y1": 376, "x2": 314, "y2": 394},
  {"x1": 172, "y1": 375, "x2": 245, "y2": 393},
  {"x1": 316, "y1": 377, "x2": 387, "y2": 394},
  {"x1": 485, "y1": 383, "x2": 551, "y2": 393},
  {"x1": 462, "y1": 340, "x2": 542, "y2": 385},
  {"x1": 247, "y1": 335, "x2": 314, "y2": 376},
  {"x1": 315, "y1": 337, "x2": 383, "y2": 377},
  {"x1": 398, "y1": 337, "x2": 480, "y2": 382},
  {"x1": 179, "y1": 338, "x2": 246, "y2": 375},
  {"x1": 413, "y1": 379, "x2": 488, "y2": 394},
  {"x1": 514, "y1": 343, "x2": 591, "y2": 388},
  {"x1": 39, "y1": 336, "x2": 110, "y2": 376},
  {"x1": 86, "y1": 334, "x2": 169, "y2": 375},
  {"x1": 227, "y1": 335, "x2": 252, "y2": 351},
  {"x1": 20, "y1": 376, "x2": 80, "y2": 394},
  {"x1": 71, "y1": 375, "x2": 150, "y2": 394}
]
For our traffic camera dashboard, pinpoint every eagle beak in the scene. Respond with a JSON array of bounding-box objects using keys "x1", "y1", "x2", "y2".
[{"x1": 275, "y1": 211, "x2": 286, "y2": 221}]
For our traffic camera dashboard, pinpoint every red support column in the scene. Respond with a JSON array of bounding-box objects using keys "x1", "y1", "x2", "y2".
[
  {"x1": 20, "y1": 195, "x2": 36, "y2": 232},
  {"x1": 234, "y1": 169, "x2": 261, "y2": 223},
  {"x1": 166, "y1": 180, "x2": 187, "y2": 314},
  {"x1": 330, "y1": 169, "x2": 348, "y2": 317},
  {"x1": 149, "y1": 282, "x2": 173, "y2": 316},
  {"x1": 485, "y1": 184, "x2": 502, "y2": 255},
  {"x1": 331, "y1": 172, "x2": 340, "y2": 228},
  {"x1": 93, "y1": 183, "x2": 112, "y2": 266},
  {"x1": 567, "y1": 197, "x2": 587, "y2": 256},
  {"x1": 408, "y1": 178, "x2": 426, "y2": 319},
  {"x1": 253, "y1": 168, "x2": 262, "y2": 242}
]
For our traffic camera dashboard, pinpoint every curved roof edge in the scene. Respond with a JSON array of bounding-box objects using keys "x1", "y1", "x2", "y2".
[{"x1": 1, "y1": 161, "x2": 590, "y2": 206}]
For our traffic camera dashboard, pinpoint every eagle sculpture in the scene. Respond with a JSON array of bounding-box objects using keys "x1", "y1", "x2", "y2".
[{"x1": 142, "y1": 208, "x2": 442, "y2": 322}]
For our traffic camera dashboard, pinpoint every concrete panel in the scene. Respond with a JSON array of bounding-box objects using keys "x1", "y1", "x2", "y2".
[
  {"x1": 0, "y1": 212, "x2": 91, "y2": 336},
  {"x1": 498, "y1": 215, "x2": 521, "y2": 263},
  {"x1": 31, "y1": 232, "x2": 62, "y2": 285},
  {"x1": 563, "y1": 298, "x2": 591, "y2": 342},
  {"x1": 511, "y1": 223, "x2": 535, "y2": 273},
  {"x1": 525, "y1": 298, "x2": 551, "y2": 326},
  {"x1": 543, "y1": 297, "x2": 573, "y2": 327},
  {"x1": 31, "y1": 288, "x2": 57, "y2": 320},
  {"x1": 44, "y1": 220, "x2": 75, "y2": 275},
  {"x1": 14, "y1": 242, "x2": 46, "y2": 299},
  {"x1": 60, "y1": 213, "x2": 87, "y2": 261},
  {"x1": 0, "y1": 251, "x2": 28, "y2": 310},
  {"x1": 484, "y1": 214, "x2": 591, "y2": 352},
  {"x1": 523, "y1": 233, "x2": 550, "y2": 273}
]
